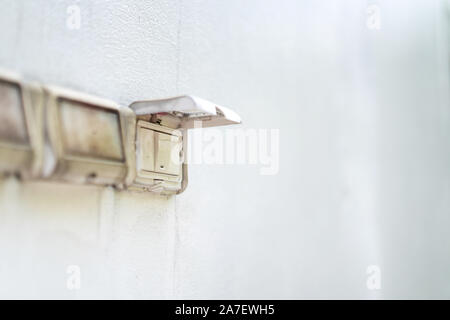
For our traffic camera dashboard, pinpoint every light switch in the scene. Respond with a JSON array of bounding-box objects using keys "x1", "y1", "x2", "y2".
[
  {"x1": 129, "y1": 95, "x2": 241, "y2": 194},
  {"x1": 132, "y1": 120, "x2": 183, "y2": 194},
  {"x1": 154, "y1": 132, "x2": 181, "y2": 176},
  {"x1": 138, "y1": 127, "x2": 155, "y2": 172}
]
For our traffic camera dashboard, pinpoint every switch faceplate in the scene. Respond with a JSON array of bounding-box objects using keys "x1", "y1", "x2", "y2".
[{"x1": 133, "y1": 120, "x2": 183, "y2": 194}]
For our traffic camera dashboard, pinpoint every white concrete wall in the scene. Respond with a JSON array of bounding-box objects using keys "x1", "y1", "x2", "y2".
[{"x1": 0, "y1": 0, "x2": 449, "y2": 299}]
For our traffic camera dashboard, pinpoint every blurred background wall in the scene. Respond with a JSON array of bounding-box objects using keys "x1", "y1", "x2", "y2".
[{"x1": 0, "y1": 0, "x2": 449, "y2": 299}]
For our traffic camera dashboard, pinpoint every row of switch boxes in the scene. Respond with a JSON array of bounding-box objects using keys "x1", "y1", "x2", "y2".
[{"x1": 0, "y1": 72, "x2": 187, "y2": 194}]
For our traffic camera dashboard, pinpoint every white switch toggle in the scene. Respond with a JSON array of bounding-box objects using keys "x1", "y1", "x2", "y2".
[
  {"x1": 138, "y1": 127, "x2": 155, "y2": 172},
  {"x1": 154, "y1": 132, "x2": 182, "y2": 176}
]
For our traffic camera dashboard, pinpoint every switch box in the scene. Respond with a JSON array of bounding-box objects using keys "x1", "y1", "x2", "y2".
[
  {"x1": 0, "y1": 71, "x2": 44, "y2": 179},
  {"x1": 44, "y1": 86, "x2": 136, "y2": 188},
  {"x1": 129, "y1": 95, "x2": 241, "y2": 194},
  {"x1": 133, "y1": 120, "x2": 183, "y2": 194}
]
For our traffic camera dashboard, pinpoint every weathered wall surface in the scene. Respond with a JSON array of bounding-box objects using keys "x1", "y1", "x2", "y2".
[{"x1": 0, "y1": 0, "x2": 449, "y2": 299}]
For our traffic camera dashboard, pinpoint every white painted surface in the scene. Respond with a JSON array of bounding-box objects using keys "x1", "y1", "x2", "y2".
[{"x1": 0, "y1": 0, "x2": 449, "y2": 299}]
